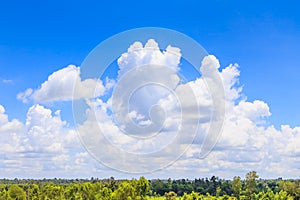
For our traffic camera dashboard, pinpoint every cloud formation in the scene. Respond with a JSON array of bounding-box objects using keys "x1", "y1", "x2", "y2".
[
  {"x1": 0, "y1": 103, "x2": 102, "y2": 177},
  {"x1": 17, "y1": 65, "x2": 107, "y2": 103},
  {"x1": 1, "y1": 39, "x2": 300, "y2": 178}
]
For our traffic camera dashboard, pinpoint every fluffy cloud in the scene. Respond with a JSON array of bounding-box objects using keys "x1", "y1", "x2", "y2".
[
  {"x1": 0, "y1": 103, "x2": 100, "y2": 177},
  {"x1": 75, "y1": 39, "x2": 213, "y2": 173},
  {"x1": 173, "y1": 62, "x2": 300, "y2": 178},
  {"x1": 2, "y1": 39, "x2": 300, "y2": 178},
  {"x1": 17, "y1": 65, "x2": 108, "y2": 103},
  {"x1": 117, "y1": 39, "x2": 181, "y2": 78},
  {"x1": 71, "y1": 39, "x2": 300, "y2": 177},
  {"x1": 0, "y1": 105, "x2": 23, "y2": 134}
]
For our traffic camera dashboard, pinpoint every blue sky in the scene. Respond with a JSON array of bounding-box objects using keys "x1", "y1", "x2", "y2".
[
  {"x1": 1, "y1": 0, "x2": 300, "y2": 127},
  {"x1": 0, "y1": 0, "x2": 300, "y2": 179}
]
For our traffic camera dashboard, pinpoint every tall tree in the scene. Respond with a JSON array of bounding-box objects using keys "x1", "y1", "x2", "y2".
[
  {"x1": 245, "y1": 171, "x2": 259, "y2": 200},
  {"x1": 135, "y1": 176, "x2": 149, "y2": 199},
  {"x1": 232, "y1": 176, "x2": 242, "y2": 199}
]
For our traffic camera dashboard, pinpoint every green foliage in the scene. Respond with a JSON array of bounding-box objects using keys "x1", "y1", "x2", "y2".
[
  {"x1": 40, "y1": 184, "x2": 64, "y2": 200},
  {"x1": 0, "y1": 189, "x2": 9, "y2": 200},
  {"x1": 165, "y1": 191, "x2": 177, "y2": 200},
  {"x1": 114, "y1": 181, "x2": 136, "y2": 200},
  {"x1": 182, "y1": 191, "x2": 204, "y2": 200},
  {"x1": 0, "y1": 172, "x2": 298, "y2": 200},
  {"x1": 279, "y1": 180, "x2": 300, "y2": 199},
  {"x1": 27, "y1": 184, "x2": 40, "y2": 200},
  {"x1": 8, "y1": 184, "x2": 26, "y2": 200},
  {"x1": 245, "y1": 171, "x2": 259, "y2": 200},
  {"x1": 96, "y1": 187, "x2": 112, "y2": 200},
  {"x1": 232, "y1": 176, "x2": 242, "y2": 199},
  {"x1": 136, "y1": 176, "x2": 150, "y2": 198}
]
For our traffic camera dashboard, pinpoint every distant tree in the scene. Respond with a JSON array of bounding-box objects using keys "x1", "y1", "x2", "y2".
[
  {"x1": 245, "y1": 171, "x2": 259, "y2": 200},
  {"x1": 151, "y1": 179, "x2": 167, "y2": 196},
  {"x1": 220, "y1": 180, "x2": 233, "y2": 196},
  {"x1": 232, "y1": 176, "x2": 242, "y2": 199},
  {"x1": 209, "y1": 176, "x2": 217, "y2": 196}
]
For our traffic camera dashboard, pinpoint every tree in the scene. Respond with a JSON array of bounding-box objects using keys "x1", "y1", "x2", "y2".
[
  {"x1": 96, "y1": 187, "x2": 112, "y2": 200},
  {"x1": 79, "y1": 182, "x2": 95, "y2": 199},
  {"x1": 27, "y1": 184, "x2": 40, "y2": 200},
  {"x1": 135, "y1": 177, "x2": 149, "y2": 199},
  {"x1": 245, "y1": 171, "x2": 259, "y2": 200},
  {"x1": 64, "y1": 183, "x2": 81, "y2": 200},
  {"x1": 182, "y1": 191, "x2": 202, "y2": 200},
  {"x1": 8, "y1": 185, "x2": 26, "y2": 200},
  {"x1": 0, "y1": 189, "x2": 9, "y2": 200},
  {"x1": 114, "y1": 181, "x2": 136, "y2": 200},
  {"x1": 216, "y1": 186, "x2": 221, "y2": 197},
  {"x1": 232, "y1": 176, "x2": 242, "y2": 199},
  {"x1": 165, "y1": 191, "x2": 177, "y2": 200},
  {"x1": 40, "y1": 184, "x2": 64, "y2": 200},
  {"x1": 151, "y1": 179, "x2": 167, "y2": 196},
  {"x1": 279, "y1": 180, "x2": 300, "y2": 199},
  {"x1": 208, "y1": 176, "x2": 217, "y2": 196},
  {"x1": 275, "y1": 190, "x2": 293, "y2": 200}
]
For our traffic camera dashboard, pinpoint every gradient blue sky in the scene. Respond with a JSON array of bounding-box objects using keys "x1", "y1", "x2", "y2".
[
  {"x1": 1, "y1": 0, "x2": 300, "y2": 127},
  {"x1": 0, "y1": 0, "x2": 300, "y2": 178}
]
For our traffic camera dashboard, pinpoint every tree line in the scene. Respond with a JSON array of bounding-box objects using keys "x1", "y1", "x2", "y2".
[{"x1": 0, "y1": 171, "x2": 299, "y2": 199}]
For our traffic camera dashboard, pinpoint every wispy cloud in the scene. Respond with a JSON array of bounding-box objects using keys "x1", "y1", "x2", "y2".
[{"x1": 1, "y1": 79, "x2": 13, "y2": 84}]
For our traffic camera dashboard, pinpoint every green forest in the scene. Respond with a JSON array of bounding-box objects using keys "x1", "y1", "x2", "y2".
[{"x1": 0, "y1": 171, "x2": 299, "y2": 200}]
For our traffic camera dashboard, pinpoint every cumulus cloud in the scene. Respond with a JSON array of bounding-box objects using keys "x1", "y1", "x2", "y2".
[
  {"x1": 117, "y1": 39, "x2": 181, "y2": 78},
  {"x1": 17, "y1": 65, "x2": 108, "y2": 103},
  {"x1": 0, "y1": 105, "x2": 23, "y2": 133},
  {"x1": 2, "y1": 39, "x2": 300, "y2": 178},
  {"x1": 174, "y1": 62, "x2": 300, "y2": 178},
  {"x1": 68, "y1": 39, "x2": 300, "y2": 176},
  {"x1": 0, "y1": 103, "x2": 100, "y2": 177}
]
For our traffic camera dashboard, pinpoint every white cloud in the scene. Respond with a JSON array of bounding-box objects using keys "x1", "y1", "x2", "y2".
[
  {"x1": 0, "y1": 105, "x2": 23, "y2": 133},
  {"x1": 17, "y1": 88, "x2": 33, "y2": 103},
  {"x1": 117, "y1": 39, "x2": 181, "y2": 78},
  {"x1": 17, "y1": 65, "x2": 107, "y2": 103},
  {"x1": 1, "y1": 39, "x2": 300, "y2": 178},
  {"x1": 70, "y1": 39, "x2": 300, "y2": 177},
  {"x1": 234, "y1": 100, "x2": 271, "y2": 122},
  {"x1": 0, "y1": 103, "x2": 99, "y2": 177}
]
